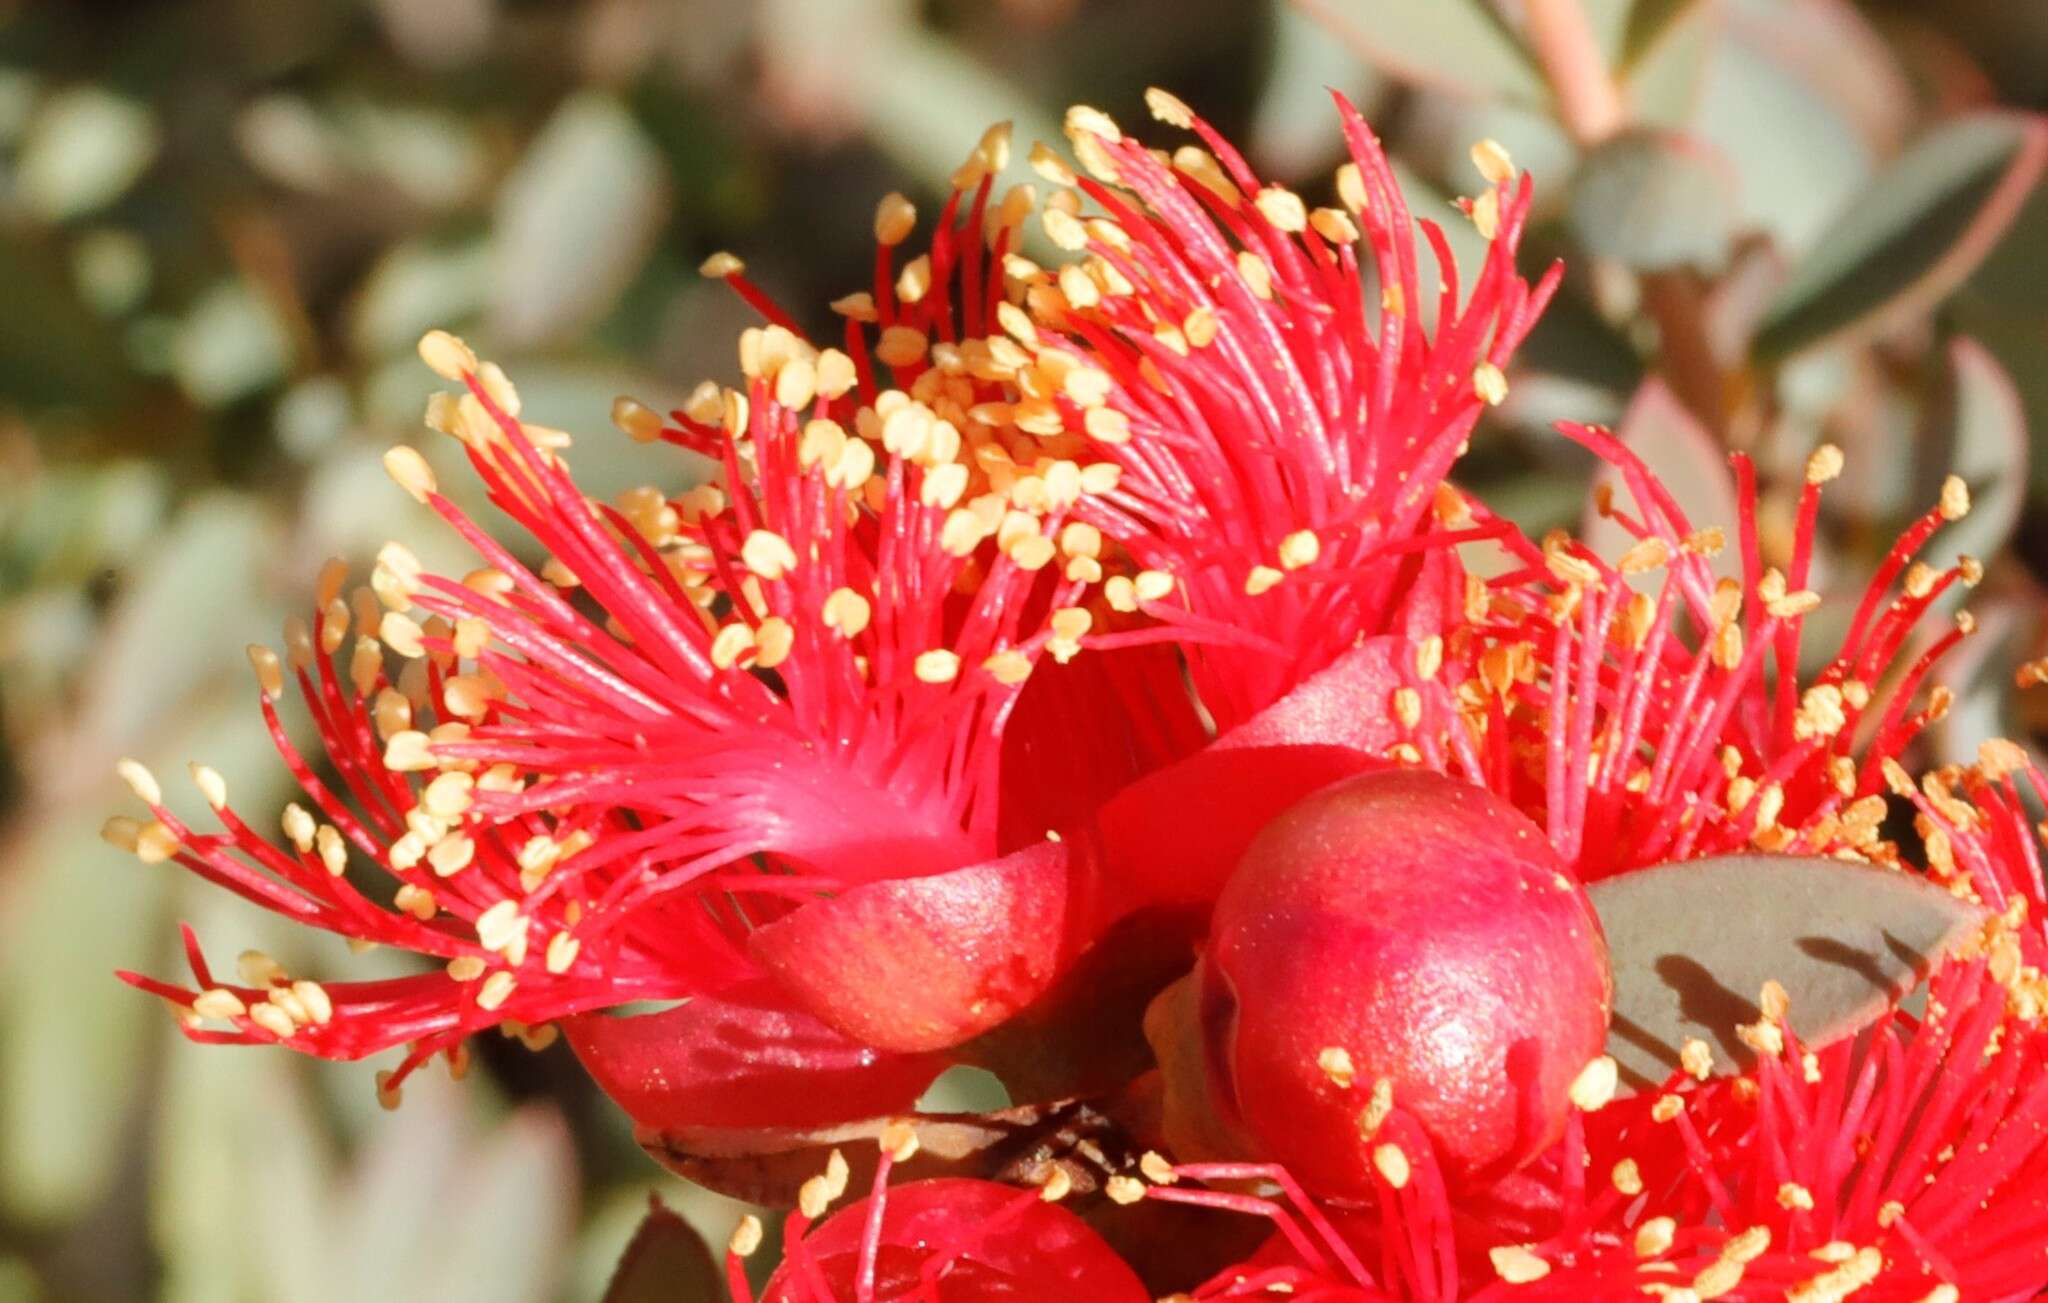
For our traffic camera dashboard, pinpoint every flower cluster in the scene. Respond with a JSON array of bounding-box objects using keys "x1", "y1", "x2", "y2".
[{"x1": 107, "y1": 91, "x2": 2048, "y2": 1301}]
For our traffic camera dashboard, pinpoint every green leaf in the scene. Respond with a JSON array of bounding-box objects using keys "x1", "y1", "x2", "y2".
[
  {"x1": 171, "y1": 278, "x2": 294, "y2": 408},
  {"x1": 1292, "y1": 0, "x2": 1546, "y2": 106},
  {"x1": 15, "y1": 86, "x2": 160, "y2": 221},
  {"x1": 602, "y1": 1199, "x2": 723, "y2": 1303},
  {"x1": 488, "y1": 93, "x2": 670, "y2": 349},
  {"x1": 1568, "y1": 130, "x2": 1736, "y2": 270},
  {"x1": 1622, "y1": 0, "x2": 1717, "y2": 131},
  {"x1": 1693, "y1": 36, "x2": 1873, "y2": 257},
  {"x1": 1619, "y1": 0, "x2": 1703, "y2": 68},
  {"x1": 1590, "y1": 854, "x2": 1985, "y2": 1089},
  {"x1": 1249, "y1": 2, "x2": 1387, "y2": 177},
  {"x1": 1754, "y1": 113, "x2": 2048, "y2": 361}
]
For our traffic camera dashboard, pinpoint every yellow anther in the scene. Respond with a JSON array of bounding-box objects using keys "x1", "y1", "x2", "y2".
[
  {"x1": 914, "y1": 649, "x2": 961, "y2": 684},
  {"x1": 383, "y1": 446, "x2": 437, "y2": 503},
  {"x1": 1473, "y1": 361, "x2": 1508, "y2": 406},
  {"x1": 874, "y1": 192, "x2": 916, "y2": 246},
  {"x1": 1489, "y1": 1246, "x2": 1550, "y2": 1284},
  {"x1": 1470, "y1": 138, "x2": 1515, "y2": 185},
  {"x1": 699, "y1": 250, "x2": 744, "y2": 278},
  {"x1": 1144, "y1": 87, "x2": 1194, "y2": 128},
  {"x1": 741, "y1": 529, "x2": 799, "y2": 581},
  {"x1": 417, "y1": 329, "x2": 477, "y2": 381},
  {"x1": 1254, "y1": 185, "x2": 1308, "y2": 233}
]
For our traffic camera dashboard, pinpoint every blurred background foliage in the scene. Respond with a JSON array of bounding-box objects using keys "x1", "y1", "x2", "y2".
[{"x1": 3, "y1": 0, "x2": 2048, "y2": 1299}]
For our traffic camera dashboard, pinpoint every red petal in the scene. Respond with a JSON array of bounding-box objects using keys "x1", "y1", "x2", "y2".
[
  {"x1": 997, "y1": 643, "x2": 1208, "y2": 852},
  {"x1": 766, "y1": 1178, "x2": 1149, "y2": 1303},
  {"x1": 1089, "y1": 546, "x2": 1464, "y2": 915},
  {"x1": 565, "y1": 978, "x2": 946, "y2": 1130},
  {"x1": 750, "y1": 839, "x2": 1086, "y2": 1054}
]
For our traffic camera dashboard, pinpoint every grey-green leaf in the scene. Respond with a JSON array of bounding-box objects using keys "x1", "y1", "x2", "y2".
[
  {"x1": 601, "y1": 1199, "x2": 723, "y2": 1303},
  {"x1": 1753, "y1": 112, "x2": 2048, "y2": 361},
  {"x1": 1569, "y1": 130, "x2": 1736, "y2": 271},
  {"x1": 1590, "y1": 854, "x2": 1985, "y2": 1089},
  {"x1": 1293, "y1": 0, "x2": 1546, "y2": 106}
]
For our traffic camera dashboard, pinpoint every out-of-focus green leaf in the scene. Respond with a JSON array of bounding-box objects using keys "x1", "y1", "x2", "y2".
[
  {"x1": 69, "y1": 229, "x2": 151, "y2": 317},
  {"x1": 0, "y1": 235, "x2": 134, "y2": 409},
  {"x1": 350, "y1": 237, "x2": 491, "y2": 360},
  {"x1": 1693, "y1": 34, "x2": 1873, "y2": 257},
  {"x1": 0, "y1": 1255, "x2": 38, "y2": 1302},
  {"x1": 774, "y1": 8, "x2": 1062, "y2": 201},
  {"x1": 1294, "y1": 0, "x2": 1545, "y2": 105},
  {"x1": 601, "y1": 1199, "x2": 722, "y2": 1303},
  {"x1": 325, "y1": 1073, "x2": 577, "y2": 1303},
  {"x1": 273, "y1": 376, "x2": 354, "y2": 460},
  {"x1": 234, "y1": 95, "x2": 348, "y2": 192},
  {"x1": 1398, "y1": 91, "x2": 1573, "y2": 207},
  {"x1": 333, "y1": 98, "x2": 486, "y2": 209},
  {"x1": 0, "y1": 68, "x2": 39, "y2": 145},
  {"x1": 1569, "y1": 130, "x2": 1735, "y2": 270},
  {"x1": 1623, "y1": 0, "x2": 1717, "y2": 131},
  {"x1": 1619, "y1": 0, "x2": 1702, "y2": 66},
  {"x1": 1578, "y1": 0, "x2": 1704, "y2": 70},
  {"x1": 0, "y1": 459, "x2": 169, "y2": 592},
  {"x1": 0, "y1": 808, "x2": 173, "y2": 1227},
  {"x1": 1917, "y1": 336, "x2": 2027, "y2": 569},
  {"x1": 171, "y1": 279, "x2": 295, "y2": 408},
  {"x1": 3, "y1": 495, "x2": 285, "y2": 1225},
  {"x1": 401, "y1": 1103, "x2": 578, "y2": 1303},
  {"x1": 15, "y1": 86, "x2": 160, "y2": 221},
  {"x1": 66, "y1": 495, "x2": 279, "y2": 768},
  {"x1": 1961, "y1": 175, "x2": 2048, "y2": 315},
  {"x1": 488, "y1": 94, "x2": 670, "y2": 349},
  {"x1": 1583, "y1": 378, "x2": 1739, "y2": 586},
  {"x1": 1249, "y1": 2, "x2": 1386, "y2": 177},
  {"x1": 153, "y1": 965, "x2": 334, "y2": 1303},
  {"x1": 1753, "y1": 113, "x2": 2048, "y2": 361}
]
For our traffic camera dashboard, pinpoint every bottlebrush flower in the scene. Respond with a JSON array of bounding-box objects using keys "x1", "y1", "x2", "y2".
[
  {"x1": 101, "y1": 87, "x2": 2048, "y2": 1303},
  {"x1": 1111, "y1": 441, "x2": 2048, "y2": 1300},
  {"x1": 106, "y1": 91, "x2": 1553, "y2": 1113}
]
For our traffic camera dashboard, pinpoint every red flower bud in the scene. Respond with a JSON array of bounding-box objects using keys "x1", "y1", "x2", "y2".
[{"x1": 1199, "y1": 770, "x2": 1611, "y2": 1194}]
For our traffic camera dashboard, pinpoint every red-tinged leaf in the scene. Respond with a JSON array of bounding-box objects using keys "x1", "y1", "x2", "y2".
[
  {"x1": 749, "y1": 840, "x2": 1082, "y2": 1054},
  {"x1": 1916, "y1": 335, "x2": 2027, "y2": 569},
  {"x1": 1754, "y1": 111, "x2": 2048, "y2": 360},
  {"x1": 565, "y1": 979, "x2": 946, "y2": 1131},
  {"x1": 1590, "y1": 854, "x2": 1986, "y2": 1088},
  {"x1": 763, "y1": 1179, "x2": 1150, "y2": 1303},
  {"x1": 602, "y1": 1196, "x2": 722, "y2": 1303}
]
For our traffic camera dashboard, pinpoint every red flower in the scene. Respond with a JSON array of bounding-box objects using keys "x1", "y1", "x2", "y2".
[
  {"x1": 104, "y1": 89, "x2": 2048, "y2": 1302},
  {"x1": 108, "y1": 91, "x2": 1551, "y2": 1113},
  {"x1": 1111, "y1": 440, "x2": 2048, "y2": 1300}
]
